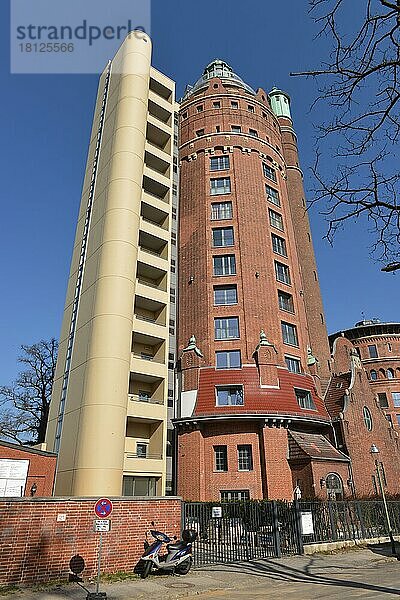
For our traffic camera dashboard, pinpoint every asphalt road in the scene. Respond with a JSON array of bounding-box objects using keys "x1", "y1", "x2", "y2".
[{"x1": 3, "y1": 544, "x2": 400, "y2": 599}]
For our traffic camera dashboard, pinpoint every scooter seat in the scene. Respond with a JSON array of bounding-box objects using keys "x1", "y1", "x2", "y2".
[{"x1": 167, "y1": 540, "x2": 187, "y2": 551}]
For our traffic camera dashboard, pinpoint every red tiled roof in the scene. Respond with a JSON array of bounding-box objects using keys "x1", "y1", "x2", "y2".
[
  {"x1": 193, "y1": 365, "x2": 330, "y2": 421},
  {"x1": 323, "y1": 373, "x2": 351, "y2": 418},
  {"x1": 289, "y1": 431, "x2": 349, "y2": 462}
]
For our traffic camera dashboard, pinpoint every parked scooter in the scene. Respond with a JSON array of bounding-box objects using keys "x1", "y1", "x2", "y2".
[{"x1": 139, "y1": 527, "x2": 198, "y2": 578}]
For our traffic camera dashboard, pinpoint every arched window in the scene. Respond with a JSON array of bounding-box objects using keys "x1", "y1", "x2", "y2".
[
  {"x1": 387, "y1": 368, "x2": 394, "y2": 379},
  {"x1": 363, "y1": 406, "x2": 373, "y2": 431},
  {"x1": 370, "y1": 370, "x2": 377, "y2": 380},
  {"x1": 326, "y1": 473, "x2": 343, "y2": 501},
  {"x1": 379, "y1": 368, "x2": 386, "y2": 379}
]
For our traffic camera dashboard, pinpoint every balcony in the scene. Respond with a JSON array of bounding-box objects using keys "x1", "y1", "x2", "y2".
[
  {"x1": 149, "y1": 76, "x2": 173, "y2": 103},
  {"x1": 127, "y1": 395, "x2": 166, "y2": 421},
  {"x1": 148, "y1": 97, "x2": 172, "y2": 126},
  {"x1": 128, "y1": 393, "x2": 164, "y2": 405},
  {"x1": 138, "y1": 249, "x2": 168, "y2": 275},
  {"x1": 143, "y1": 171, "x2": 170, "y2": 203},
  {"x1": 146, "y1": 118, "x2": 171, "y2": 153},
  {"x1": 145, "y1": 148, "x2": 171, "y2": 178},
  {"x1": 141, "y1": 199, "x2": 169, "y2": 231},
  {"x1": 140, "y1": 216, "x2": 170, "y2": 243}
]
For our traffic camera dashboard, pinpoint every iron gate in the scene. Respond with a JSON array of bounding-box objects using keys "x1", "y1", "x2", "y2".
[{"x1": 183, "y1": 500, "x2": 302, "y2": 566}]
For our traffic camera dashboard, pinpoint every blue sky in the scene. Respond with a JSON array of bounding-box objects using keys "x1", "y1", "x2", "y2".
[{"x1": 0, "y1": 0, "x2": 397, "y2": 383}]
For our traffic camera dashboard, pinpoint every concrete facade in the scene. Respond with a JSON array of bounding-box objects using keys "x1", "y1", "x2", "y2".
[{"x1": 46, "y1": 32, "x2": 177, "y2": 497}]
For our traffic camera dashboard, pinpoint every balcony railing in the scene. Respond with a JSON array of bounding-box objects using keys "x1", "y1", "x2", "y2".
[
  {"x1": 125, "y1": 452, "x2": 163, "y2": 460},
  {"x1": 128, "y1": 394, "x2": 164, "y2": 405}
]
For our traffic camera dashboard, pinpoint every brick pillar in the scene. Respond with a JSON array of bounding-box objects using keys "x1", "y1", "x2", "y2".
[
  {"x1": 177, "y1": 427, "x2": 203, "y2": 500},
  {"x1": 262, "y1": 426, "x2": 294, "y2": 500}
]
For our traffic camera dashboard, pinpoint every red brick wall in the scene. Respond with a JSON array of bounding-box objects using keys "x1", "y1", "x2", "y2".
[
  {"x1": 0, "y1": 497, "x2": 181, "y2": 586},
  {"x1": 177, "y1": 422, "x2": 313, "y2": 502},
  {"x1": 332, "y1": 337, "x2": 400, "y2": 497},
  {"x1": 0, "y1": 445, "x2": 56, "y2": 497},
  {"x1": 279, "y1": 116, "x2": 331, "y2": 383},
  {"x1": 262, "y1": 427, "x2": 293, "y2": 500},
  {"x1": 178, "y1": 80, "x2": 315, "y2": 378}
]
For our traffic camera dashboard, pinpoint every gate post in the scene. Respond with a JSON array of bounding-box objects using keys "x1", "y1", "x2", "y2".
[
  {"x1": 272, "y1": 501, "x2": 282, "y2": 558},
  {"x1": 294, "y1": 500, "x2": 304, "y2": 555},
  {"x1": 355, "y1": 501, "x2": 366, "y2": 539},
  {"x1": 328, "y1": 501, "x2": 338, "y2": 542}
]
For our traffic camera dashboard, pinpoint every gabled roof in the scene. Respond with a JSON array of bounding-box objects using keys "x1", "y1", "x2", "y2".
[
  {"x1": 323, "y1": 373, "x2": 351, "y2": 419},
  {"x1": 289, "y1": 431, "x2": 349, "y2": 462}
]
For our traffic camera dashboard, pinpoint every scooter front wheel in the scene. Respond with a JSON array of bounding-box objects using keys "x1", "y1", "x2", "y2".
[
  {"x1": 140, "y1": 560, "x2": 152, "y2": 579},
  {"x1": 175, "y1": 557, "x2": 192, "y2": 575}
]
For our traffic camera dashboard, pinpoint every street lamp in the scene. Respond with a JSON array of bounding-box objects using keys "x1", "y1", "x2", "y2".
[{"x1": 370, "y1": 444, "x2": 397, "y2": 556}]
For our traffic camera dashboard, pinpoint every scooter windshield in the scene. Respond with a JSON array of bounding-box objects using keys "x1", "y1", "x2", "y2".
[{"x1": 150, "y1": 530, "x2": 171, "y2": 542}]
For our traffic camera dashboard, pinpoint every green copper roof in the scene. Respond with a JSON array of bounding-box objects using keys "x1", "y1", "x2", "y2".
[{"x1": 183, "y1": 59, "x2": 256, "y2": 99}]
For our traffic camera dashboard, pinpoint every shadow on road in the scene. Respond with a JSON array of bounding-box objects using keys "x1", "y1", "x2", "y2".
[{"x1": 200, "y1": 553, "x2": 400, "y2": 596}]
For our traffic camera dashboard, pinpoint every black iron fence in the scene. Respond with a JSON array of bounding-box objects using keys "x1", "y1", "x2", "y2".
[
  {"x1": 299, "y1": 500, "x2": 400, "y2": 545},
  {"x1": 183, "y1": 499, "x2": 400, "y2": 567},
  {"x1": 183, "y1": 500, "x2": 302, "y2": 566}
]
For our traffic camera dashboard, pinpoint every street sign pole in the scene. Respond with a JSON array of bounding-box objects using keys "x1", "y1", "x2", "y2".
[{"x1": 96, "y1": 531, "x2": 103, "y2": 595}]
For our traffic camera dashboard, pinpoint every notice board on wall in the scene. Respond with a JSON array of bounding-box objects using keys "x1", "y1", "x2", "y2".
[{"x1": 0, "y1": 459, "x2": 29, "y2": 497}]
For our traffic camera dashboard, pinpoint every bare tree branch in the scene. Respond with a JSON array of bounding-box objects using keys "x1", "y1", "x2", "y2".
[{"x1": 292, "y1": 0, "x2": 400, "y2": 263}]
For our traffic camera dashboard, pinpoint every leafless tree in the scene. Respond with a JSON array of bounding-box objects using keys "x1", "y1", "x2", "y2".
[
  {"x1": 0, "y1": 339, "x2": 58, "y2": 445},
  {"x1": 292, "y1": 0, "x2": 400, "y2": 264}
]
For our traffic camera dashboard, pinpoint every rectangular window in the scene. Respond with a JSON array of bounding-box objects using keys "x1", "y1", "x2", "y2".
[
  {"x1": 238, "y1": 445, "x2": 253, "y2": 471},
  {"x1": 282, "y1": 321, "x2": 299, "y2": 346},
  {"x1": 196, "y1": 129, "x2": 204, "y2": 137},
  {"x1": 265, "y1": 184, "x2": 280, "y2": 206},
  {"x1": 263, "y1": 163, "x2": 277, "y2": 182},
  {"x1": 214, "y1": 445, "x2": 228, "y2": 471},
  {"x1": 368, "y1": 344, "x2": 378, "y2": 358},
  {"x1": 210, "y1": 155, "x2": 230, "y2": 171},
  {"x1": 213, "y1": 101, "x2": 221, "y2": 109},
  {"x1": 197, "y1": 105, "x2": 203, "y2": 112},
  {"x1": 214, "y1": 317, "x2": 239, "y2": 340},
  {"x1": 249, "y1": 128, "x2": 258, "y2": 137},
  {"x1": 216, "y1": 350, "x2": 241, "y2": 369},
  {"x1": 216, "y1": 386, "x2": 244, "y2": 406},
  {"x1": 211, "y1": 201, "x2": 233, "y2": 220},
  {"x1": 378, "y1": 393, "x2": 389, "y2": 408},
  {"x1": 214, "y1": 285, "x2": 238, "y2": 305},
  {"x1": 136, "y1": 443, "x2": 148, "y2": 458},
  {"x1": 247, "y1": 105, "x2": 255, "y2": 113},
  {"x1": 231, "y1": 101, "x2": 239, "y2": 109},
  {"x1": 213, "y1": 254, "x2": 236, "y2": 276},
  {"x1": 269, "y1": 209, "x2": 284, "y2": 231},
  {"x1": 272, "y1": 234, "x2": 287, "y2": 257},
  {"x1": 220, "y1": 489, "x2": 250, "y2": 501},
  {"x1": 210, "y1": 177, "x2": 231, "y2": 195},
  {"x1": 231, "y1": 125, "x2": 242, "y2": 133},
  {"x1": 275, "y1": 261, "x2": 291, "y2": 285},
  {"x1": 285, "y1": 356, "x2": 301, "y2": 373},
  {"x1": 387, "y1": 414, "x2": 393, "y2": 425},
  {"x1": 392, "y1": 392, "x2": 400, "y2": 407},
  {"x1": 278, "y1": 290, "x2": 294, "y2": 312},
  {"x1": 295, "y1": 388, "x2": 315, "y2": 410},
  {"x1": 212, "y1": 227, "x2": 234, "y2": 247}
]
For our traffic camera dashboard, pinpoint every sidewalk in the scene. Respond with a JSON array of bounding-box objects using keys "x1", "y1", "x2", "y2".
[{"x1": 3, "y1": 544, "x2": 400, "y2": 599}]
